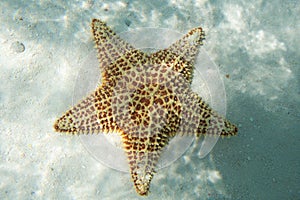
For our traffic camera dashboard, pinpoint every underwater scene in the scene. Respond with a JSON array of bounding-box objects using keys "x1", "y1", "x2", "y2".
[{"x1": 0, "y1": 0, "x2": 299, "y2": 199}]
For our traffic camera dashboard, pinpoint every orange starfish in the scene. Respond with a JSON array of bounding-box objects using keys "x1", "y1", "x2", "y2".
[{"x1": 54, "y1": 19, "x2": 237, "y2": 196}]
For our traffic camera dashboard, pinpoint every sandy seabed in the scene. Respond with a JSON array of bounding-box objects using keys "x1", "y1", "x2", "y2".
[{"x1": 0, "y1": 0, "x2": 299, "y2": 199}]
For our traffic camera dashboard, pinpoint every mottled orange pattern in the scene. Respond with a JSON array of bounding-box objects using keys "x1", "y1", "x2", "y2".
[{"x1": 54, "y1": 19, "x2": 237, "y2": 196}]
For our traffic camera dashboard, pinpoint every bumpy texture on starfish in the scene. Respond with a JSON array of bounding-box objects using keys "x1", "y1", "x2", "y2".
[{"x1": 54, "y1": 19, "x2": 238, "y2": 196}]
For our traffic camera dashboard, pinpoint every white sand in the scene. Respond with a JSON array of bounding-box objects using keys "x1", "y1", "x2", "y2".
[{"x1": 0, "y1": 0, "x2": 299, "y2": 199}]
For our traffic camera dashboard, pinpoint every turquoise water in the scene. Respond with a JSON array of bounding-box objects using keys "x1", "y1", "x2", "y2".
[{"x1": 0, "y1": 0, "x2": 299, "y2": 199}]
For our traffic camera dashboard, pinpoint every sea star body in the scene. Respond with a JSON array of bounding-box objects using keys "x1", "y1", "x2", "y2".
[{"x1": 54, "y1": 19, "x2": 237, "y2": 196}]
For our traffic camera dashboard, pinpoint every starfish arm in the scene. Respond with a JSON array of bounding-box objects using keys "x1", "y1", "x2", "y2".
[
  {"x1": 102, "y1": 50, "x2": 149, "y2": 84},
  {"x1": 121, "y1": 132, "x2": 170, "y2": 196},
  {"x1": 150, "y1": 27, "x2": 205, "y2": 83},
  {"x1": 53, "y1": 86, "x2": 119, "y2": 134},
  {"x1": 169, "y1": 91, "x2": 237, "y2": 137},
  {"x1": 91, "y1": 19, "x2": 135, "y2": 72},
  {"x1": 194, "y1": 94, "x2": 238, "y2": 137}
]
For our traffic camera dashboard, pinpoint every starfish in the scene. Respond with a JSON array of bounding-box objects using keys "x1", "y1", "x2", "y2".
[{"x1": 54, "y1": 19, "x2": 238, "y2": 196}]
